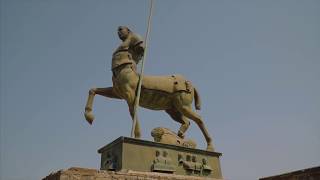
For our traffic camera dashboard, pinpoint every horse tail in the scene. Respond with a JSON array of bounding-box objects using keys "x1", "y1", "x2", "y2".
[{"x1": 194, "y1": 87, "x2": 201, "y2": 110}]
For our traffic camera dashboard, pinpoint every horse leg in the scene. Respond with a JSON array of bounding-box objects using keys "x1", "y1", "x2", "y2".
[
  {"x1": 121, "y1": 85, "x2": 142, "y2": 138},
  {"x1": 95, "y1": 87, "x2": 122, "y2": 99},
  {"x1": 128, "y1": 103, "x2": 141, "y2": 138},
  {"x1": 165, "y1": 109, "x2": 190, "y2": 139},
  {"x1": 176, "y1": 105, "x2": 214, "y2": 151},
  {"x1": 84, "y1": 87, "x2": 121, "y2": 124}
]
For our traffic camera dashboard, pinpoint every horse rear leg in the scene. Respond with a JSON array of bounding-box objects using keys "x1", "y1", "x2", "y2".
[
  {"x1": 84, "y1": 87, "x2": 121, "y2": 124},
  {"x1": 176, "y1": 105, "x2": 214, "y2": 151},
  {"x1": 165, "y1": 109, "x2": 190, "y2": 139}
]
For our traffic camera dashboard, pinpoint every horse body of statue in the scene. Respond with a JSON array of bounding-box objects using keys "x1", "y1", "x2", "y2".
[{"x1": 84, "y1": 26, "x2": 214, "y2": 151}]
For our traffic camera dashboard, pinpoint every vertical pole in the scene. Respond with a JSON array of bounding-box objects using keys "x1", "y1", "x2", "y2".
[{"x1": 131, "y1": 0, "x2": 154, "y2": 137}]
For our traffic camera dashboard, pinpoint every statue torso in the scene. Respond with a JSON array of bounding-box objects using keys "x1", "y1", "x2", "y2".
[{"x1": 111, "y1": 51, "x2": 134, "y2": 70}]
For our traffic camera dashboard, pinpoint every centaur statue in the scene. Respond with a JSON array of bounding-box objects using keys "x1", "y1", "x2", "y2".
[{"x1": 84, "y1": 26, "x2": 214, "y2": 151}]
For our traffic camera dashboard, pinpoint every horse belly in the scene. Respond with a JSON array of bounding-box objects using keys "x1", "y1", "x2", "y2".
[{"x1": 139, "y1": 89, "x2": 172, "y2": 110}]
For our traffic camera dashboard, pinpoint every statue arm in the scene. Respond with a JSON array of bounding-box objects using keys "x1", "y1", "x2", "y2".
[{"x1": 132, "y1": 34, "x2": 145, "y2": 61}]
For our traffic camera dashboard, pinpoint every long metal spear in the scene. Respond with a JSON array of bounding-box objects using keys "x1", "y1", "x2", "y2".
[{"x1": 131, "y1": 0, "x2": 154, "y2": 137}]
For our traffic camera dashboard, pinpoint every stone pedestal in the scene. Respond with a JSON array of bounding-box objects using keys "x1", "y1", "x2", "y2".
[
  {"x1": 43, "y1": 167, "x2": 223, "y2": 180},
  {"x1": 42, "y1": 136, "x2": 224, "y2": 180},
  {"x1": 98, "y1": 136, "x2": 223, "y2": 179}
]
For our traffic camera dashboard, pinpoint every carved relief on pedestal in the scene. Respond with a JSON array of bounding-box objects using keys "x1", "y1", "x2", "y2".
[
  {"x1": 102, "y1": 151, "x2": 118, "y2": 171},
  {"x1": 151, "y1": 149, "x2": 176, "y2": 173},
  {"x1": 178, "y1": 153, "x2": 213, "y2": 176}
]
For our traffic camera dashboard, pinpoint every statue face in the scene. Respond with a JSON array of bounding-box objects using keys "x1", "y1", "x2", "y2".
[{"x1": 118, "y1": 26, "x2": 129, "y2": 40}]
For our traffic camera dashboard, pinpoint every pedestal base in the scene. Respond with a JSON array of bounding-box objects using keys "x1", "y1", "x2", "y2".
[
  {"x1": 43, "y1": 167, "x2": 224, "y2": 180},
  {"x1": 98, "y1": 136, "x2": 223, "y2": 179}
]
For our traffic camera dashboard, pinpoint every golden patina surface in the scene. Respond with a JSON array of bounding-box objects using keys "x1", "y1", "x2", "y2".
[{"x1": 84, "y1": 26, "x2": 214, "y2": 151}]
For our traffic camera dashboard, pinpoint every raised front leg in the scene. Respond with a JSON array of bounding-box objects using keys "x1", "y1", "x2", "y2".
[
  {"x1": 84, "y1": 87, "x2": 121, "y2": 125},
  {"x1": 84, "y1": 88, "x2": 96, "y2": 124}
]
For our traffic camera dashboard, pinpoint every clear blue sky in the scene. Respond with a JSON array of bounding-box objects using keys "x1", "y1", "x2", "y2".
[{"x1": 1, "y1": 0, "x2": 319, "y2": 180}]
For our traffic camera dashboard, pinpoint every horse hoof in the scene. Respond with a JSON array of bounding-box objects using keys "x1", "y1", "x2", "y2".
[
  {"x1": 135, "y1": 134, "x2": 141, "y2": 139},
  {"x1": 177, "y1": 131, "x2": 185, "y2": 139},
  {"x1": 206, "y1": 144, "x2": 214, "y2": 152},
  {"x1": 84, "y1": 111, "x2": 95, "y2": 125}
]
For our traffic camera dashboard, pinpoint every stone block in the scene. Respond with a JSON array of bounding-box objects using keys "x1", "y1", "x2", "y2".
[
  {"x1": 98, "y1": 136, "x2": 223, "y2": 179},
  {"x1": 43, "y1": 167, "x2": 224, "y2": 180}
]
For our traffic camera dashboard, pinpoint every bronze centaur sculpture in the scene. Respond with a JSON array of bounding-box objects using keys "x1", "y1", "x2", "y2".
[{"x1": 84, "y1": 26, "x2": 214, "y2": 151}]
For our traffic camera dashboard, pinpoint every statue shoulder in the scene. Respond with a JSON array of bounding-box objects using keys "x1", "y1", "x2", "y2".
[{"x1": 130, "y1": 33, "x2": 144, "y2": 46}]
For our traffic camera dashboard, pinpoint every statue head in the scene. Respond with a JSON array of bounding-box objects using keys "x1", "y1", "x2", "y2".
[
  {"x1": 163, "y1": 150, "x2": 168, "y2": 157},
  {"x1": 155, "y1": 150, "x2": 160, "y2": 157},
  {"x1": 151, "y1": 127, "x2": 165, "y2": 142},
  {"x1": 117, "y1": 26, "x2": 131, "y2": 41},
  {"x1": 192, "y1": 156, "x2": 196, "y2": 162},
  {"x1": 202, "y1": 158, "x2": 207, "y2": 165},
  {"x1": 186, "y1": 154, "x2": 191, "y2": 161}
]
